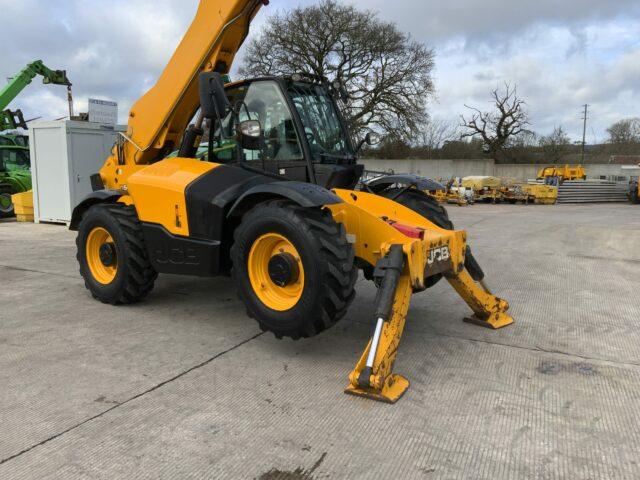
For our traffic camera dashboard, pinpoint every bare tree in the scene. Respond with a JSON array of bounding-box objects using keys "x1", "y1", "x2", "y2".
[
  {"x1": 418, "y1": 118, "x2": 460, "y2": 158},
  {"x1": 460, "y1": 84, "x2": 530, "y2": 162},
  {"x1": 512, "y1": 130, "x2": 539, "y2": 148},
  {"x1": 607, "y1": 118, "x2": 640, "y2": 144},
  {"x1": 240, "y1": 0, "x2": 435, "y2": 139},
  {"x1": 539, "y1": 126, "x2": 571, "y2": 163}
]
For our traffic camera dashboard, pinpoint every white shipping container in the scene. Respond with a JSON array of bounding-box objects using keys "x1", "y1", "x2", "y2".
[{"x1": 28, "y1": 121, "x2": 123, "y2": 224}]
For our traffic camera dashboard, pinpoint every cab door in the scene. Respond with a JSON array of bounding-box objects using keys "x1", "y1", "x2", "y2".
[{"x1": 211, "y1": 80, "x2": 309, "y2": 182}]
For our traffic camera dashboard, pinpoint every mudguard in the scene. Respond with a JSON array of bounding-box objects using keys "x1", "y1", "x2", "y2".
[
  {"x1": 69, "y1": 190, "x2": 123, "y2": 230},
  {"x1": 0, "y1": 173, "x2": 30, "y2": 193},
  {"x1": 365, "y1": 174, "x2": 445, "y2": 193},
  {"x1": 227, "y1": 181, "x2": 343, "y2": 218}
]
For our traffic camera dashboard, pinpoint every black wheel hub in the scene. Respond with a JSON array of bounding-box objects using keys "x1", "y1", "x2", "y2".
[
  {"x1": 99, "y1": 242, "x2": 117, "y2": 267},
  {"x1": 268, "y1": 253, "x2": 299, "y2": 287}
]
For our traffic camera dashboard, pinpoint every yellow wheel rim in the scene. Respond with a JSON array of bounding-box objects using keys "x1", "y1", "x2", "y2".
[
  {"x1": 85, "y1": 226, "x2": 118, "y2": 285},
  {"x1": 248, "y1": 233, "x2": 305, "y2": 311}
]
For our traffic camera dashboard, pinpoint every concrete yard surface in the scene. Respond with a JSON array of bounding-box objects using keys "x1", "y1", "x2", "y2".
[{"x1": 1, "y1": 203, "x2": 639, "y2": 479}]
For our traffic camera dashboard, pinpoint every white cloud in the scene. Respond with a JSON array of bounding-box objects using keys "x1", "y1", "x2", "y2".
[{"x1": 1, "y1": 0, "x2": 639, "y2": 142}]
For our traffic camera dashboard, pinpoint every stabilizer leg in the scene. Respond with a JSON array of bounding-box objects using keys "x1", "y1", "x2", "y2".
[
  {"x1": 446, "y1": 268, "x2": 514, "y2": 329},
  {"x1": 345, "y1": 246, "x2": 413, "y2": 403}
]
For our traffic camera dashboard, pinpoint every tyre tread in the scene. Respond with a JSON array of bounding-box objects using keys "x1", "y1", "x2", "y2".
[
  {"x1": 231, "y1": 200, "x2": 357, "y2": 339},
  {"x1": 76, "y1": 203, "x2": 157, "y2": 305}
]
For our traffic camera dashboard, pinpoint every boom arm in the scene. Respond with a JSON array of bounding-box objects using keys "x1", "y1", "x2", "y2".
[
  {"x1": 0, "y1": 60, "x2": 72, "y2": 131},
  {"x1": 116, "y1": 0, "x2": 267, "y2": 166},
  {"x1": 0, "y1": 60, "x2": 71, "y2": 111}
]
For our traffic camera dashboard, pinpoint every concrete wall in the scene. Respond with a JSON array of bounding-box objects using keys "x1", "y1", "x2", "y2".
[
  {"x1": 361, "y1": 158, "x2": 633, "y2": 181},
  {"x1": 360, "y1": 158, "x2": 495, "y2": 179},
  {"x1": 493, "y1": 164, "x2": 540, "y2": 180}
]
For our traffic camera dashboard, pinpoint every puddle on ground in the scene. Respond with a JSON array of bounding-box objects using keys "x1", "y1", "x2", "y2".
[{"x1": 536, "y1": 361, "x2": 598, "y2": 376}]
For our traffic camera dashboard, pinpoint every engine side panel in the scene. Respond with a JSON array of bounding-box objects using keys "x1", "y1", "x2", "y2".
[{"x1": 127, "y1": 157, "x2": 219, "y2": 236}]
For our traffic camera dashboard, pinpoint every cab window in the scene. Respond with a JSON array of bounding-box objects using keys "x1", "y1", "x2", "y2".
[
  {"x1": 14, "y1": 136, "x2": 28, "y2": 147},
  {"x1": 210, "y1": 81, "x2": 302, "y2": 164},
  {"x1": 288, "y1": 82, "x2": 354, "y2": 162},
  {"x1": 0, "y1": 149, "x2": 30, "y2": 172}
]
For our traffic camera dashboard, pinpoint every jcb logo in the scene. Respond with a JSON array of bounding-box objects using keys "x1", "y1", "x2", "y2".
[
  {"x1": 154, "y1": 246, "x2": 200, "y2": 266},
  {"x1": 428, "y1": 246, "x2": 450, "y2": 265}
]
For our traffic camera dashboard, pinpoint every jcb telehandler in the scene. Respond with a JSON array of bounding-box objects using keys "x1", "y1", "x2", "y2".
[{"x1": 70, "y1": 0, "x2": 514, "y2": 403}]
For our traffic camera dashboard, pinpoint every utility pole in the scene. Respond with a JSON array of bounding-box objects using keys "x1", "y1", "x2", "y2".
[{"x1": 581, "y1": 104, "x2": 589, "y2": 163}]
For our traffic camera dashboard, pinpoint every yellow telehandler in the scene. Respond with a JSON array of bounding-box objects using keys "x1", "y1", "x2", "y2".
[
  {"x1": 536, "y1": 164, "x2": 586, "y2": 184},
  {"x1": 70, "y1": 0, "x2": 513, "y2": 403}
]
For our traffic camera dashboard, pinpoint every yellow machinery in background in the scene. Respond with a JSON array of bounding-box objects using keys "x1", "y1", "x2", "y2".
[
  {"x1": 428, "y1": 178, "x2": 469, "y2": 206},
  {"x1": 500, "y1": 182, "x2": 535, "y2": 204},
  {"x1": 459, "y1": 176, "x2": 558, "y2": 205},
  {"x1": 537, "y1": 164, "x2": 586, "y2": 183},
  {"x1": 431, "y1": 189, "x2": 468, "y2": 206},
  {"x1": 520, "y1": 184, "x2": 558, "y2": 204},
  {"x1": 68, "y1": 0, "x2": 514, "y2": 403},
  {"x1": 462, "y1": 176, "x2": 503, "y2": 203}
]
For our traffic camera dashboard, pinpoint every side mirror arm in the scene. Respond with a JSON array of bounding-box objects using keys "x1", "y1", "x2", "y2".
[{"x1": 356, "y1": 132, "x2": 381, "y2": 153}]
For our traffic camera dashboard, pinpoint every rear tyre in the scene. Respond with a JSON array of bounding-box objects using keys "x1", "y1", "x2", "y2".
[
  {"x1": 378, "y1": 188, "x2": 453, "y2": 288},
  {"x1": 231, "y1": 200, "x2": 357, "y2": 340},
  {"x1": 76, "y1": 203, "x2": 157, "y2": 304},
  {"x1": 0, "y1": 185, "x2": 17, "y2": 218}
]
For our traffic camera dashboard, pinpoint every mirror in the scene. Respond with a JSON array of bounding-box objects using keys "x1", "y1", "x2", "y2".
[
  {"x1": 237, "y1": 119, "x2": 262, "y2": 150},
  {"x1": 356, "y1": 131, "x2": 381, "y2": 152},
  {"x1": 365, "y1": 132, "x2": 381, "y2": 146},
  {"x1": 199, "y1": 71, "x2": 230, "y2": 119}
]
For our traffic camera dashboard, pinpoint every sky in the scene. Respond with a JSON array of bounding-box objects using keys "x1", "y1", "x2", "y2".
[{"x1": 1, "y1": 0, "x2": 639, "y2": 143}]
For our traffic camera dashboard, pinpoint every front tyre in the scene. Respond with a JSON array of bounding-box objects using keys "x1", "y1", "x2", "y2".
[
  {"x1": 76, "y1": 203, "x2": 157, "y2": 304},
  {"x1": 0, "y1": 185, "x2": 17, "y2": 218},
  {"x1": 231, "y1": 201, "x2": 357, "y2": 340}
]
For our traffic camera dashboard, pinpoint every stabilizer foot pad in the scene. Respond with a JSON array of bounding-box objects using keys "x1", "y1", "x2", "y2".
[
  {"x1": 344, "y1": 374, "x2": 410, "y2": 404},
  {"x1": 464, "y1": 312, "x2": 514, "y2": 329}
]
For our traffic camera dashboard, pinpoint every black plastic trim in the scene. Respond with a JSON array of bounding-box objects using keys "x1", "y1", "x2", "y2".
[
  {"x1": 366, "y1": 174, "x2": 445, "y2": 193},
  {"x1": 141, "y1": 223, "x2": 220, "y2": 276},
  {"x1": 69, "y1": 190, "x2": 122, "y2": 230},
  {"x1": 185, "y1": 164, "x2": 279, "y2": 241},
  {"x1": 227, "y1": 181, "x2": 343, "y2": 218},
  {"x1": 314, "y1": 163, "x2": 364, "y2": 190},
  {"x1": 90, "y1": 174, "x2": 104, "y2": 192}
]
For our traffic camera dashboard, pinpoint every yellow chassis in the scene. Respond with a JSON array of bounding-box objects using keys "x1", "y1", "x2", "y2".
[{"x1": 328, "y1": 189, "x2": 514, "y2": 403}]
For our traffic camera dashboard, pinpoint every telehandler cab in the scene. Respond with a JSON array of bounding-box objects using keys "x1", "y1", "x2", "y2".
[{"x1": 70, "y1": 0, "x2": 514, "y2": 403}]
